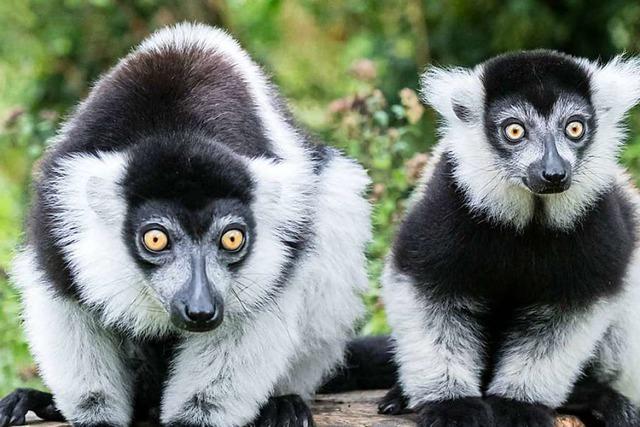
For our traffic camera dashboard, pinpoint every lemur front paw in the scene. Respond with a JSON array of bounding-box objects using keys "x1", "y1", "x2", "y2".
[
  {"x1": 0, "y1": 388, "x2": 65, "y2": 427},
  {"x1": 563, "y1": 385, "x2": 640, "y2": 427},
  {"x1": 487, "y1": 396, "x2": 555, "y2": 427},
  {"x1": 249, "y1": 394, "x2": 314, "y2": 427},
  {"x1": 416, "y1": 397, "x2": 493, "y2": 427},
  {"x1": 377, "y1": 384, "x2": 409, "y2": 415}
]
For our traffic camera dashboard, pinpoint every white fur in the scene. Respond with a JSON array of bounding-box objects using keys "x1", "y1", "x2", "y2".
[
  {"x1": 421, "y1": 65, "x2": 485, "y2": 124},
  {"x1": 11, "y1": 249, "x2": 133, "y2": 425},
  {"x1": 382, "y1": 264, "x2": 485, "y2": 407},
  {"x1": 595, "y1": 176, "x2": 640, "y2": 405},
  {"x1": 487, "y1": 301, "x2": 615, "y2": 407},
  {"x1": 44, "y1": 152, "x2": 174, "y2": 337}
]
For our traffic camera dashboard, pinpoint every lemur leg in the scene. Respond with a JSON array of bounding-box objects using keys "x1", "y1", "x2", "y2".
[
  {"x1": 486, "y1": 303, "x2": 614, "y2": 427},
  {"x1": 160, "y1": 296, "x2": 305, "y2": 427},
  {"x1": 382, "y1": 268, "x2": 492, "y2": 427},
  {"x1": 261, "y1": 337, "x2": 348, "y2": 427},
  {"x1": 0, "y1": 389, "x2": 64, "y2": 427},
  {"x1": 20, "y1": 285, "x2": 134, "y2": 426},
  {"x1": 585, "y1": 282, "x2": 640, "y2": 425}
]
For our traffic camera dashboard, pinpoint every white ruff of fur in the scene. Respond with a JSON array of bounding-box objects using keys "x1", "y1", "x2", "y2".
[{"x1": 420, "y1": 57, "x2": 640, "y2": 230}]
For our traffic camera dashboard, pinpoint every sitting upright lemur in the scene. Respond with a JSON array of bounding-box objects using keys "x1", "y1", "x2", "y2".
[{"x1": 380, "y1": 51, "x2": 640, "y2": 427}]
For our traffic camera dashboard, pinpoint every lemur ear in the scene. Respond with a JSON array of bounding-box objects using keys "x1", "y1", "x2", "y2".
[
  {"x1": 420, "y1": 66, "x2": 484, "y2": 124},
  {"x1": 87, "y1": 176, "x2": 126, "y2": 225},
  {"x1": 589, "y1": 56, "x2": 640, "y2": 121}
]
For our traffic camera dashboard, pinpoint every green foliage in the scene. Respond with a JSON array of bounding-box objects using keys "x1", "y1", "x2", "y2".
[
  {"x1": 1, "y1": 0, "x2": 640, "y2": 396},
  {"x1": 0, "y1": 111, "x2": 54, "y2": 393}
]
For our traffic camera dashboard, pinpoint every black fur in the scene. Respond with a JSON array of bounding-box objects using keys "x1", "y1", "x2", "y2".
[
  {"x1": 561, "y1": 371, "x2": 640, "y2": 427},
  {"x1": 0, "y1": 389, "x2": 64, "y2": 427},
  {"x1": 249, "y1": 395, "x2": 314, "y2": 427},
  {"x1": 391, "y1": 155, "x2": 635, "y2": 397},
  {"x1": 416, "y1": 397, "x2": 493, "y2": 427},
  {"x1": 378, "y1": 384, "x2": 409, "y2": 416},
  {"x1": 393, "y1": 155, "x2": 635, "y2": 309},
  {"x1": 486, "y1": 396, "x2": 555, "y2": 427},
  {"x1": 482, "y1": 50, "x2": 592, "y2": 115},
  {"x1": 123, "y1": 135, "x2": 255, "y2": 211},
  {"x1": 129, "y1": 336, "x2": 179, "y2": 423},
  {"x1": 320, "y1": 336, "x2": 396, "y2": 393}
]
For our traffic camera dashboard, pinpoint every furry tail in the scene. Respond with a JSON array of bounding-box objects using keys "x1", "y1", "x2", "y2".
[{"x1": 319, "y1": 335, "x2": 397, "y2": 393}]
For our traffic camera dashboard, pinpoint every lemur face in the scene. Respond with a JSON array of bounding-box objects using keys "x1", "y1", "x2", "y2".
[
  {"x1": 122, "y1": 135, "x2": 255, "y2": 332},
  {"x1": 481, "y1": 54, "x2": 596, "y2": 195},
  {"x1": 422, "y1": 50, "x2": 640, "y2": 228}
]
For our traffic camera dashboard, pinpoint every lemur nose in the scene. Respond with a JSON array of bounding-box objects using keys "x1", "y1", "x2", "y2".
[
  {"x1": 542, "y1": 170, "x2": 567, "y2": 184},
  {"x1": 185, "y1": 306, "x2": 216, "y2": 323}
]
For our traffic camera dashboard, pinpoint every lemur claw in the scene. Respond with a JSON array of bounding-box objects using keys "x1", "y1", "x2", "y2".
[
  {"x1": 416, "y1": 397, "x2": 493, "y2": 427},
  {"x1": 487, "y1": 396, "x2": 555, "y2": 427},
  {"x1": 249, "y1": 395, "x2": 314, "y2": 427},
  {"x1": 0, "y1": 388, "x2": 64, "y2": 427},
  {"x1": 377, "y1": 384, "x2": 409, "y2": 415}
]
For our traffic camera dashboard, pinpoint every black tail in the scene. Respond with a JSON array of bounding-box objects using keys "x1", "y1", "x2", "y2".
[{"x1": 319, "y1": 335, "x2": 397, "y2": 393}]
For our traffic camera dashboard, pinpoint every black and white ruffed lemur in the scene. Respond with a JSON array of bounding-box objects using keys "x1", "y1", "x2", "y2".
[
  {"x1": 0, "y1": 23, "x2": 371, "y2": 427},
  {"x1": 379, "y1": 51, "x2": 640, "y2": 427}
]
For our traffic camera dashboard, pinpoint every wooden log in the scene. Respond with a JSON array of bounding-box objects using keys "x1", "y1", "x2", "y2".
[{"x1": 23, "y1": 390, "x2": 585, "y2": 426}]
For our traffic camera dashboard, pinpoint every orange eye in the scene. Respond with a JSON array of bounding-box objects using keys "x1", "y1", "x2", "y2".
[
  {"x1": 504, "y1": 123, "x2": 526, "y2": 142},
  {"x1": 142, "y1": 229, "x2": 169, "y2": 252},
  {"x1": 220, "y1": 229, "x2": 245, "y2": 252},
  {"x1": 565, "y1": 120, "x2": 585, "y2": 140}
]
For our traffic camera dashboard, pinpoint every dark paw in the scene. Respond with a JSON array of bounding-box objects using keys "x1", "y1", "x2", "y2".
[
  {"x1": 416, "y1": 396, "x2": 493, "y2": 427},
  {"x1": 487, "y1": 396, "x2": 555, "y2": 427},
  {"x1": 249, "y1": 395, "x2": 314, "y2": 427},
  {"x1": 0, "y1": 388, "x2": 65, "y2": 427},
  {"x1": 378, "y1": 384, "x2": 409, "y2": 415},
  {"x1": 562, "y1": 377, "x2": 640, "y2": 427}
]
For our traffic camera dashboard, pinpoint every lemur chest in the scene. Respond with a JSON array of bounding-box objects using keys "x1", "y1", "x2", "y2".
[
  {"x1": 124, "y1": 336, "x2": 178, "y2": 423},
  {"x1": 394, "y1": 172, "x2": 636, "y2": 308}
]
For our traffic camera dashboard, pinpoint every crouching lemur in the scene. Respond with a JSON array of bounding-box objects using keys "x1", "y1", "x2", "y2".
[
  {"x1": 379, "y1": 51, "x2": 640, "y2": 427},
  {"x1": 0, "y1": 23, "x2": 371, "y2": 427}
]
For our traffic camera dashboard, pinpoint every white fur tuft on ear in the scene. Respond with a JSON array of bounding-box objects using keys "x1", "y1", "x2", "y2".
[
  {"x1": 589, "y1": 55, "x2": 640, "y2": 122},
  {"x1": 420, "y1": 66, "x2": 484, "y2": 124},
  {"x1": 50, "y1": 152, "x2": 128, "y2": 233}
]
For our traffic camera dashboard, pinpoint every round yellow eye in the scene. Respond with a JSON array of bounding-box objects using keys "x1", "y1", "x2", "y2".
[
  {"x1": 143, "y1": 229, "x2": 169, "y2": 252},
  {"x1": 220, "y1": 229, "x2": 245, "y2": 252},
  {"x1": 565, "y1": 121, "x2": 584, "y2": 140},
  {"x1": 504, "y1": 123, "x2": 525, "y2": 141}
]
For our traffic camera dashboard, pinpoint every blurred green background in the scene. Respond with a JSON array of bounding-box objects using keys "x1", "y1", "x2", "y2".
[{"x1": 2, "y1": 0, "x2": 640, "y2": 394}]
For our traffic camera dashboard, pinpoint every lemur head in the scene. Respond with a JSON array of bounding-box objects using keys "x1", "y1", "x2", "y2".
[
  {"x1": 422, "y1": 50, "x2": 640, "y2": 229},
  {"x1": 121, "y1": 135, "x2": 255, "y2": 332},
  {"x1": 38, "y1": 24, "x2": 317, "y2": 337}
]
